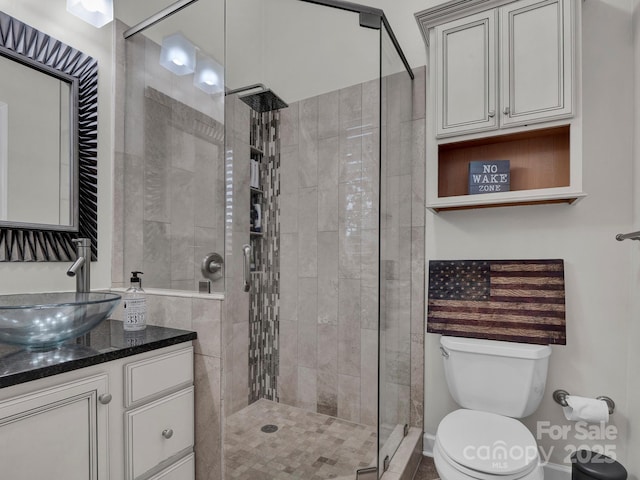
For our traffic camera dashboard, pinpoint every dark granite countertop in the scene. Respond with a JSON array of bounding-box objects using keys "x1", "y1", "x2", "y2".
[{"x1": 0, "y1": 320, "x2": 197, "y2": 389}]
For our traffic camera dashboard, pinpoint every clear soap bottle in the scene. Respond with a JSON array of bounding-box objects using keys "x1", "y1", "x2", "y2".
[{"x1": 123, "y1": 271, "x2": 146, "y2": 331}]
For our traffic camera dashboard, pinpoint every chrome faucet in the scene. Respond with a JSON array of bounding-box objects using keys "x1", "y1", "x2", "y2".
[{"x1": 67, "y1": 238, "x2": 91, "y2": 293}]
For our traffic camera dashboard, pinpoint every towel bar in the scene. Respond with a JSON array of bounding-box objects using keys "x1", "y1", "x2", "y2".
[{"x1": 616, "y1": 231, "x2": 640, "y2": 241}]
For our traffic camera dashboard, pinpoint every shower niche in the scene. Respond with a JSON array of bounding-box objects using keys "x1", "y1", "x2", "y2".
[{"x1": 249, "y1": 110, "x2": 264, "y2": 273}]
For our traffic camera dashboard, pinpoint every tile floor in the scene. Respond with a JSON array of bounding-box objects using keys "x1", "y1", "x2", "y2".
[
  {"x1": 411, "y1": 456, "x2": 439, "y2": 480},
  {"x1": 224, "y1": 399, "x2": 377, "y2": 479}
]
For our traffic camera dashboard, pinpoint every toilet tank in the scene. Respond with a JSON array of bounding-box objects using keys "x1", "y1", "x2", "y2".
[{"x1": 440, "y1": 336, "x2": 551, "y2": 418}]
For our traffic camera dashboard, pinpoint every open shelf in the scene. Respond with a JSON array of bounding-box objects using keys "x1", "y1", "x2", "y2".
[
  {"x1": 429, "y1": 125, "x2": 585, "y2": 212},
  {"x1": 250, "y1": 145, "x2": 264, "y2": 156},
  {"x1": 438, "y1": 126, "x2": 570, "y2": 196}
]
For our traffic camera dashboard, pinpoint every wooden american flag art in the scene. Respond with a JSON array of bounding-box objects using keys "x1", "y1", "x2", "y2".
[{"x1": 427, "y1": 260, "x2": 566, "y2": 345}]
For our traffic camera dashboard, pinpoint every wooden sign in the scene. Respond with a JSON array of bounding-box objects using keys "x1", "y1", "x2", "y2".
[
  {"x1": 427, "y1": 259, "x2": 566, "y2": 345},
  {"x1": 468, "y1": 160, "x2": 510, "y2": 194}
]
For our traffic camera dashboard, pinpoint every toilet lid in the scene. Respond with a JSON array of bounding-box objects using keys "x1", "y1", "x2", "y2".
[{"x1": 437, "y1": 409, "x2": 539, "y2": 476}]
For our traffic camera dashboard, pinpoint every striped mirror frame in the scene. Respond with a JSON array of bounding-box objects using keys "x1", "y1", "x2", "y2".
[{"x1": 0, "y1": 11, "x2": 98, "y2": 261}]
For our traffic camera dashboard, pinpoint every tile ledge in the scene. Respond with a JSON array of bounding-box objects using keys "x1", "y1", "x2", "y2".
[
  {"x1": 110, "y1": 287, "x2": 224, "y2": 301},
  {"x1": 382, "y1": 427, "x2": 423, "y2": 480}
]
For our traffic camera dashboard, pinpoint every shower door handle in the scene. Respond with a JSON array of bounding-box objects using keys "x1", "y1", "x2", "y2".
[{"x1": 242, "y1": 244, "x2": 251, "y2": 292}]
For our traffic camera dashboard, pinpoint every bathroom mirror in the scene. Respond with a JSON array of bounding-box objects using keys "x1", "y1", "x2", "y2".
[
  {"x1": 0, "y1": 11, "x2": 99, "y2": 261},
  {"x1": 0, "y1": 55, "x2": 73, "y2": 227}
]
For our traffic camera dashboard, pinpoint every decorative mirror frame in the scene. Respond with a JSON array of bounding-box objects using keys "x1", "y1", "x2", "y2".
[{"x1": 0, "y1": 11, "x2": 98, "y2": 262}]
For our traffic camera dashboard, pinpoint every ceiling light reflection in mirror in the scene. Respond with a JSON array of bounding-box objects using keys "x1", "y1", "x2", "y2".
[
  {"x1": 194, "y1": 53, "x2": 223, "y2": 94},
  {"x1": 160, "y1": 32, "x2": 196, "y2": 75},
  {"x1": 159, "y1": 32, "x2": 223, "y2": 95},
  {"x1": 67, "y1": 0, "x2": 114, "y2": 27}
]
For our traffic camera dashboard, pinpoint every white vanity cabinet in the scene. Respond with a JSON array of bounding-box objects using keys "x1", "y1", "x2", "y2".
[
  {"x1": 0, "y1": 374, "x2": 110, "y2": 480},
  {"x1": 0, "y1": 342, "x2": 195, "y2": 480}
]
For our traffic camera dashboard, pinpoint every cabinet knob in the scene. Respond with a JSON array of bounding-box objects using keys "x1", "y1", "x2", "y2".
[
  {"x1": 162, "y1": 429, "x2": 174, "y2": 439},
  {"x1": 98, "y1": 393, "x2": 112, "y2": 405},
  {"x1": 503, "y1": 107, "x2": 510, "y2": 115},
  {"x1": 488, "y1": 110, "x2": 495, "y2": 118}
]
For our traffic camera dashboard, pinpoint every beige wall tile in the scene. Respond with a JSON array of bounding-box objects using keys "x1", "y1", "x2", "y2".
[
  {"x1": 192, "y1": 297, "x2": 222, "y2": 358},
  {"x1": 338, "y1": 278, "x2": 362, "y2": 377},
  {"x1": 318, "y1": 90, "x2": 340, "y2": 139},
  {"x1": 297, "y1": 366, "x2": 318, "y2": 411},
  {"x1": 317, "y1": 324, "x2": 338, "y2": 416},
  {"x1": 361, "y1": 328, "x2": 378, "y2": 427},
  {"x1": 280, "y1": 101, "x2": 299, "y2": 147},
  {"x1": 297, "y1": 187, "x2": 318, "y2": 277},
  {"x1": 338, "y1": 374, "x2": 361, "y2": 423},
  {"x1": 194, "y1": 354, "x2": 222, "y2": 480},
  {"x1": 298, "y1": 97, "x2": 319, "y2": 189}
]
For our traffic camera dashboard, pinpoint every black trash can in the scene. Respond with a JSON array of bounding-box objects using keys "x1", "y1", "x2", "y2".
[{"x1": 571, "y1": 450, "x2": 627, "y2": 480}]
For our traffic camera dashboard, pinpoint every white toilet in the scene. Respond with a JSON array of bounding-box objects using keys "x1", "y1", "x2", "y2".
[{"x1": 433, "y1": 336, "x2": 552, "y2": 480}]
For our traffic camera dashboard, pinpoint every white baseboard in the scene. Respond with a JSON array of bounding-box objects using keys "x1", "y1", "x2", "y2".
[
  {"x1": 421, "y1": 431, "x2": 571, "y2": 480},
  {"x1": 422, "y1": 432, "x2": 435, "y2": 457}
]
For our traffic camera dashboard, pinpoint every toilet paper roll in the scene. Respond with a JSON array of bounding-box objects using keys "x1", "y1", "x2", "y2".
[{"x1": 562, "y1": 395, "x2": 610, "y2": 423}]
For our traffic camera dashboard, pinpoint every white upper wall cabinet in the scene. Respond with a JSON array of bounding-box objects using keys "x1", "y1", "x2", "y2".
[
  {"x1": 434, "y1": 10, "x2": 498, "y2": 137},
  {"x1": 416, "y1": 0, "x2": 583, "y2": 211},
  {"x1": 500, "y1": 0, "x2": 573, "y2": 127},
  {"x1": 427, "y1": 0, "x2": 573, "y2": 138}
]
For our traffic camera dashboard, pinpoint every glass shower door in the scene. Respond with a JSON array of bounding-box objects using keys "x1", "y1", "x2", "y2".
[{"x1": 378, "y1": 23, "x2": 414, "y2": 475}]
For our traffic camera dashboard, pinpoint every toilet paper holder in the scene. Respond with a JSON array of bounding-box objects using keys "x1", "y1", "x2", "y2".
[{"x1": 553, "y1": 389, "x2": 615, "y2": 415}]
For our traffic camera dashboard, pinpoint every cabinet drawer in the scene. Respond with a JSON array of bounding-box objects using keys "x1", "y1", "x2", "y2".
[
  {"x1": 125, "y1": 347, "x2": 193, "y2": 407},
  {"x1": 125, "y1": 387, "x2": 194, "y2": 479},
  {"x1": 148, "y1": 453, "x2": 195, "y2": 480}
]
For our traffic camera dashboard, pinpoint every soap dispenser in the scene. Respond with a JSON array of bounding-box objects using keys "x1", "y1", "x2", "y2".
[{"x1": 123, "y1": 271, "x2": 146, "y2": 331}]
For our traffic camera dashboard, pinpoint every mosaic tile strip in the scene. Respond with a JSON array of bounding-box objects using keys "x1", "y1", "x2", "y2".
[{"x1": 249, "y1": 110, "x2": 281, "y2": 403}]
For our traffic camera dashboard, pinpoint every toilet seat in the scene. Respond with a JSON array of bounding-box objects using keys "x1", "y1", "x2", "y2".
[
  {"x1": 434, "y1": 441, "x2": 543, "y2": 480},
  {"x1": 436, "y1": 409, "x2": 541, "y2": 480}
]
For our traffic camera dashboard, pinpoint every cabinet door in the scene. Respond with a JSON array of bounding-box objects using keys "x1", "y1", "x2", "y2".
[
  {"x1": 500, "y1": 0, "x2": 573, "y2": 126},
  {"x1": 434, "y1": 10, "x2": 498, "y2": 137},
  {"x1": 0, "y1": 374, "x2": 109, "y2": 480}
]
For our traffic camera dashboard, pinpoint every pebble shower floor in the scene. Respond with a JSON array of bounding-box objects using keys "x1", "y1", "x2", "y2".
[{"x1": 224, "y1": 399, "x2": 377, "y2": 479}]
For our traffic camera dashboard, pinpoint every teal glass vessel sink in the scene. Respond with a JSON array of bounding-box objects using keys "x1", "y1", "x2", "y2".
[{"x1": 0, "y1": 292, "x2": 121, "y2": 350}]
